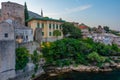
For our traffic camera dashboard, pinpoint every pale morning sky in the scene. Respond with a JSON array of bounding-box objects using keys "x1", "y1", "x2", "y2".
[{"x1": 0, "y1": 0, "x2": 120, "y2": 30}]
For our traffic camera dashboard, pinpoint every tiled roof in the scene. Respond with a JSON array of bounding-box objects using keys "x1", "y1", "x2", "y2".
[
  {"x1": 26, "y1": 17, "x2": 65, "y2": 22},
  {"x1": 79, "y1": 25, "x2": 88, "y2": 29}
]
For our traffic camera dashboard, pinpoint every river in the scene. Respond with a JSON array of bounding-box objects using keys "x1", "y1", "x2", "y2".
[{"x1": 35, "y1": 70, "x2": 120, "y2": 80}]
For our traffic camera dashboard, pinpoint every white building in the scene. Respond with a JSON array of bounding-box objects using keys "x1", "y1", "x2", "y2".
[
  {"x1": 88, "y1": 33, "x2": 120, "y2": 45},
  {"x1": 6, "y1": 19, "x2": 33, "y2": 43}
]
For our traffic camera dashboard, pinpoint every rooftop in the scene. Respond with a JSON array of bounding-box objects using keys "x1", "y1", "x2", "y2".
[
  {"x1": 79, "y1": 23, "x2": 88, "y2": 29},
  {"x1": 26, "y1": 17, "x2": 65, "y2": 22}
]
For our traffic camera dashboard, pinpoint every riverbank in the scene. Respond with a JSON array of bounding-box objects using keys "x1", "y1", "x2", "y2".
[
  {"x1": 34, "y1": 70, "x2": 120, "y2": 80},
  {"x1": 43, "y1": 63, "x2": 120, "y2": 77}
]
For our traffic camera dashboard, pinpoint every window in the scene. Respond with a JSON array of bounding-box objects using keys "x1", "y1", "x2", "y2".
[
  {"x1": 37, "y1": 22, "x2": 39, "y2": 28},
  {"x1": 16, "y1": 36, "x2": 18, "y2": 39},
  {"x1": 26, "y1": 36, "x2": 28, "y2": 40},
  {"x1": 42, "y1": 32, "x2": 44, "y2": 36},
  {"x1": 56, "y1": 24, "x2": 58, "y2": 29},
  {"x1": 49, "y1": 24, "x2": 51, "y2": 29},
  {"x1": 4, "y1": 33, "x2": 8, "y2": 38},
  {"x1": 21, "y1": 36, "x2": 23, "y2": 39},
  {"x1": 49, "y1": 32, "x2": 52, "y2": 36},
  {"x1": 60, "y1": 25, "x2": 62, "y2": 29},
  {"x1": 53, "y1": 24, "x2": 55, "y2": 29},
  {"x1": 42, "y1": 23, "x2": 44, "y2": 28}
]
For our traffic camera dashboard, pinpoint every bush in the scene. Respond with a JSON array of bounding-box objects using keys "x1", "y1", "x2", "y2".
[
  {"x1": 15, "y1": 47, "x2": 29, "y2": 70},
  {"x1": 87, "y1": 52, "x2": 106, "y2": 63}
]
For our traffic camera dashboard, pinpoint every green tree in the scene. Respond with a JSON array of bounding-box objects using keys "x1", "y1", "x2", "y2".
[
  {"x1": 103, "y1": 26, "x2": 110, "y2": 33},
  {"x1": 87, "y1": 52, "x2": 106, "y2": 63},
  {"x1": 61, "y1": 22, "x2": 82, "y2": 39},
  {"x1": 53, "y1": 30, "x2": 61, "y2": 40},
  {"x1": 16, "y1": 47, "x2": 29, "y2": 70},
  {"x1": 24, "y1": 2, "x2": 29, "y2": 26}
]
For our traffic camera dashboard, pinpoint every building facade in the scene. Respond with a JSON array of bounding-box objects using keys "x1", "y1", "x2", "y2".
[
  {"x1": 13, "y1": 20, "x2": 33, "y2": 43},
  {"x1": 79, "y1": 23, "x2": 89, "y2": 38},
  {"x1": 27, "y1": 17, "x2": 65, "y2": 42}
]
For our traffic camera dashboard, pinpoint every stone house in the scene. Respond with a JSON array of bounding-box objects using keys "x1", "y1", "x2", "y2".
[
  {"x1": 88, "y1": 33, "x2": 120, "y2": 45},
  {"x1": 13, "y1": 21, "x2": 33, "y2": 43},
  {"x1": 79, "y1": 23, "x2": 89, "y2": 38}
]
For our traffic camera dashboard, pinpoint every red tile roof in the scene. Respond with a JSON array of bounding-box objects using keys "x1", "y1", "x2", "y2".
[{"x1": 79, "y1": 25, "x2": 88, "y2": 29}]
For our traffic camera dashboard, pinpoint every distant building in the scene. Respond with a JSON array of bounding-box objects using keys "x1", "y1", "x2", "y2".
[
  {"x1": 0, "y1": 20, "x2": 15, "y2": 80},
  {"x1": 79, "y1": 23, "x2": 89, "y2": 38},
  {"x1": 113, "y1": 36, "x2": 120, "y2": 47},
  {"x1": 27, "y1": 17, "x2": 65, "y2": 42},
  {"x1": 88, "y1": 33, "x2": 120, "y2": 45}
]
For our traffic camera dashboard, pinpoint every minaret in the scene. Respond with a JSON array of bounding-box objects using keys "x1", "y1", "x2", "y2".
[{"x1": 41, "y1": 9, "x2": 43, "y2": 17}]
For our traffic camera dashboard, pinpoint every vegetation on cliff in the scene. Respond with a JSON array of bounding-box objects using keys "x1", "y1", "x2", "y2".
[
  {"x1": 15, "y1": 47, "x2": 29, "y2": 70},
  {"x1": 42, "y1": 38, "x2": 120, "y2": 67}
]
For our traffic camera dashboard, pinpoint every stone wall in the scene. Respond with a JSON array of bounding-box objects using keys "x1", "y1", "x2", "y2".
[
  {"x1": 1, "y1": 1, "x2": 25, "y2": 25},
  {"x1": 0, "y1": 21, "x2": 14, "y2": 41},
  {"x1": 0, "y1": 41, "x2": 15, "y2": 80},
  {"x1": 17, "y1": 42, "x2": 40, "y2": 54},
  {"x1": 9, "y1": 68, "x2": 44, "y2": 80}
]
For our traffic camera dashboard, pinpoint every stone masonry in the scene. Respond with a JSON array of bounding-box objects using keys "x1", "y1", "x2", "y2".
[
  {"x1": 1, "y1": 1, "x2": 25, "y2": 25},
  {"x1": 0, "y1": 21, "x2": 15, "y2": 80}
]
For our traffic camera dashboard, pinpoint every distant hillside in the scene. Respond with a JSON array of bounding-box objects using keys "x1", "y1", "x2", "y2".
[{"x1": 0, "y1": 9, "x2": 41, "y2": 18}]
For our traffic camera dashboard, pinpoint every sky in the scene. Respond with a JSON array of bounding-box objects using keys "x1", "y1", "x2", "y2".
[{"x1": 0, "y1": 0, "x2": 120, "y2": 30}]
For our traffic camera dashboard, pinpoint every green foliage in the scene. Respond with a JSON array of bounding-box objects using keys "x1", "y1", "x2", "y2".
[
  {"x1": 16, "y1": 47, "x2": 29, "y2": 70},
  {"x1": 24, "y1": 2, "x2": 29, "y2": 26},
  {"x1": 53, "y1": 30, "x2": 61, "y2": 40},
  {"x1": 31, "y1": 50, "x2": 43, "y2": 72},
  {"x1": 75, "y1": 53, "x2": 88, "y2": 65},
  {"x1": 34, "y1": 64, "x2": 39, "y2": 72},
  {"x1": 87, "y1": 52, "x2": 106, "y2": 63},
  {"x1": 61, "y1": 22, "x2": 82, "y2": 39},
  {"x1": 42, "y1": 38, "x2": 120, "y2": 67},
  {"x1": 103, "y1": 26, "x2": 110, "y2": 32},
  {"x1": 110, "y1": 30, "x2": 120, "y2": 36},
  {"x1": 31, "y1": 50, "x2": 40, "y2": 64},
  {"x1": 31, "y1": 73, "x2": 35, "y2": 78}
]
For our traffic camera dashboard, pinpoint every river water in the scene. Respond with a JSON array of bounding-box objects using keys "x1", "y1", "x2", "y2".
[{"x1": 35, "y1": 70, "x2": 120, "y2": 80}]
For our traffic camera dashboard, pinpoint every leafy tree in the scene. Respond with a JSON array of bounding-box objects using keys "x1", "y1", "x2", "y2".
[
  {"x1": 24, "y1": 2, "x2": 29, "y2": 26},
  {"x1": 61, "y1": 22, "x2": 82, "y2": 39},
  {"x1": 87, "y1": 52, "x2": 106, "y2": 63},
  {"x1": 75, "y1": 53, "x2": 88, "y2": 65},
  {"x1": 16, "y1": 47, "x2": 29, "y2": 70},
  {"x1": 103, "y1": 26, "x2": 110, "y2": 32},
  {"x1": 53, "y1": 30, "x2": 61, "y2": 40}
]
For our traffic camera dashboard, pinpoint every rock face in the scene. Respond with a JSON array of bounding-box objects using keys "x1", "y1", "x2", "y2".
[{"x1": 0, "y1": 21, "x2": 15, "y2": 80}]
